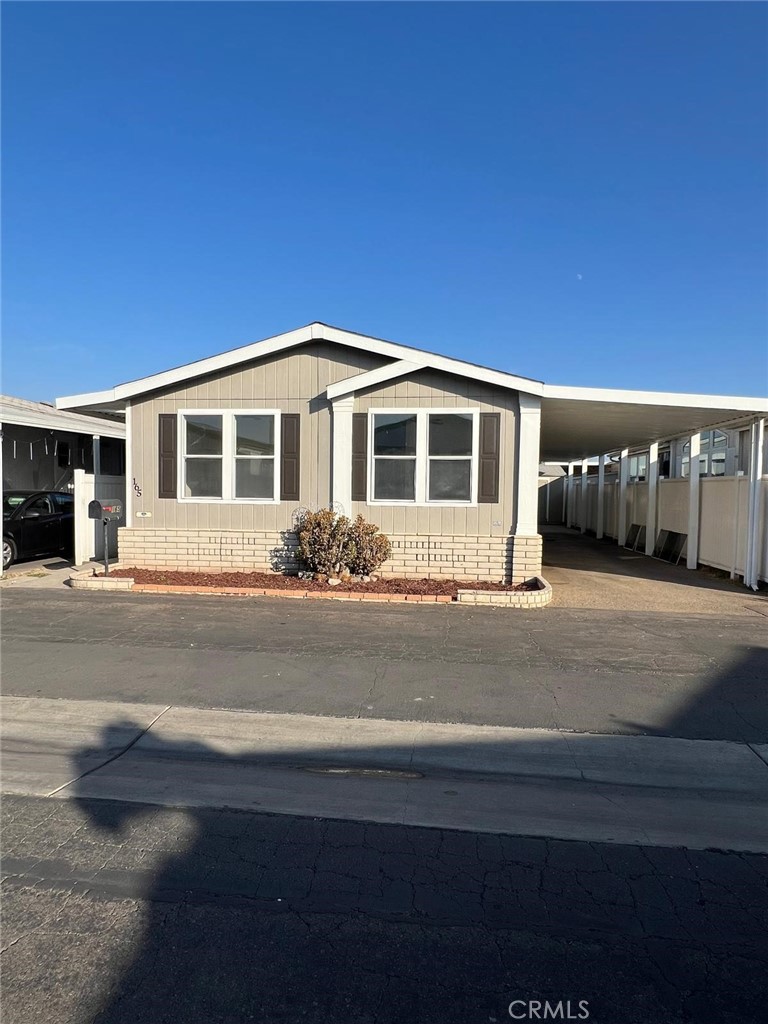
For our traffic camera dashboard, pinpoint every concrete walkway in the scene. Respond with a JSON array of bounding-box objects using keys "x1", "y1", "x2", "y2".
[
  {"x1": 4, "y1": 695, "x2": 767, "y2": 852},
  {"x1": 0, "y1": 556, "x2": 107, "y2": 591},
  {"x1": 542, "y1": 526, "x2": 768, "y2": 613}
]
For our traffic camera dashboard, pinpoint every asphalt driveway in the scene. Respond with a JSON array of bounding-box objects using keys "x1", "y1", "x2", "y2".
[{"x1": 2, "y1": 587, "x2": 766, "y2": 741}]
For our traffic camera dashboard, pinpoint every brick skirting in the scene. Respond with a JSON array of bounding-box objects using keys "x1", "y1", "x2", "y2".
[{"x1": 117, "y1": 528, "x2": 543, "y2": 583}]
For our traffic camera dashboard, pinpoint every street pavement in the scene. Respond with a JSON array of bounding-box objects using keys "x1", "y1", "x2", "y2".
[
  {"x1": 2, "y1": 588, "x2": 767, "y2": 740},
  {"x1": 3, "y1": 794, "x2": 766, "y2": 1024},
  {"x1": 2, "y1": 576, "x2": 767, "y2": 1022}
]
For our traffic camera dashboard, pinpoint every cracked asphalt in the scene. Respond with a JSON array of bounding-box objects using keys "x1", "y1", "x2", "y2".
[
  {"x1": 2, "y1": 795, "x2": 767, "y2": 1024},
  {"x1": 2, "y1": 588, "x2": 766, "y2": 740}
]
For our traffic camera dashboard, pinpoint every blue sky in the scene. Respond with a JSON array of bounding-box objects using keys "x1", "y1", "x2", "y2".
[{"x1": 3, "y1": 1, "x2": 767, "y2": 401}]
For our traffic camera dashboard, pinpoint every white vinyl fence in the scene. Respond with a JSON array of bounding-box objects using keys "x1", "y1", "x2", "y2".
[
  {"x1": 566, "y1": 473, "x2": 767, "y2": 582},
  {"x1": 73, "y1": 470, "x2": 126, "y2": 565}
]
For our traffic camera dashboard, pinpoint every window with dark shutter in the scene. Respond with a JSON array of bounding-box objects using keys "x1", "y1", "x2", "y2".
[
  {"x1": 158, "y1": 414, "x2": 177, "y2": 499},
  {"x1": 351, "y1": 413, "x2": 368, "y2": 501},
  {"x1": 280, "y1": 414, "x2": 301, "y2": 502},
  {"x1": 478, "y1": 413, "x2": 500, "y2": 503}
]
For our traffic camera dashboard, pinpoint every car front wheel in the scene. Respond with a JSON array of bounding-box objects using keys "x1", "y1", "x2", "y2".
[{"x1": 3, "y1": 537, "x2": 16, "y2": 572}]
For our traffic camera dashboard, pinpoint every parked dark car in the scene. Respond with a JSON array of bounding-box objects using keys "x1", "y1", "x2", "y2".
[{"x1": 2, "y1": 491, "x2": 75, "y2": 571}]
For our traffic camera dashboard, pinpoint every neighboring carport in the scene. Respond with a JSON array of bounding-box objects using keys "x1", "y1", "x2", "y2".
[{"x1": 537, "y1": 384, "x2": 768, "y2": 590}]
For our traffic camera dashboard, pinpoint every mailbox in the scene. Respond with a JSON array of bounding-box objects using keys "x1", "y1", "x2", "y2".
[
  {"x1": 88, "y1": 500, "x2": 123, "y2": 522},
  {"x1": 88, "y1": 500, "x2": 123, "y2": 577}
]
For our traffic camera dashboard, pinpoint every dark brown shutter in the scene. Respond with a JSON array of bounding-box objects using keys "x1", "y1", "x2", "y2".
[
  {"x1": 351, "y1": 413, "x2": 368, "y2": 502},
  {"x1": 158, "y1": 414, "x2": 177, "y2": 499},
  {"x1": 478, "y1": 413, "x2": 500, "y2": 503},
  {"x1": 280, "y1": 414, "x2": 301, "y2": 502}
]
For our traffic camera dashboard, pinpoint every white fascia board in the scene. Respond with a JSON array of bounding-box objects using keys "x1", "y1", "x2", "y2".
[
  {"x1": 317, "y1": 325, "x2": 544, "y2": 396},
  {"x1": 55, "y1": 389, "x2": 119, "y2": 411},
  {"x1": 1, "y1": 408, "x2": 125, "y2": 438},
  {"x1": 543, "y1": 383, "x2": 768, "y2": 413},
  {"x1": 114, "y1": 325, "x2": 315, "y2": 401},
  {"x1": 326, "y1": 360, "x2": 426, "y2": 400},
  {"x1": 58, "y1": 322, "x2": 546, "y2": 408}
]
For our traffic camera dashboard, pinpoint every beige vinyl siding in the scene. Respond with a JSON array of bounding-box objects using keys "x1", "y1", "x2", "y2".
[
  {"x1": 352, "y1": 368, "x2": 517, "y2": 537},
  {"x1": 131, "y1": 342, "x2": 386, "y2": 531},
  {"x1": 130, "y1": 346, "x2": 519, "y2": 541}
]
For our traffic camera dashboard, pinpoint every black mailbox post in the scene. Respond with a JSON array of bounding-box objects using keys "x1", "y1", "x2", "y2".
[{"x1": 88, "y1": 500, "x2": 123, "y2": 576}]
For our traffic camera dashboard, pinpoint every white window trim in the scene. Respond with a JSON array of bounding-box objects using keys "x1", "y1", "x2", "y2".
[
  {"x1": 367, "y1": 408, "x2": 480, "y2": 506},
  {"x1": 177, "y1": 409, "x2": 282, "y2": 504}
]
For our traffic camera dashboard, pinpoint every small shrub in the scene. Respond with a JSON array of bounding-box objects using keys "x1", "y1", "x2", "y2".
[
  {"x1": 295, "y1": 507, "x2": 351, "y2": 577},
  {"x1": 294, "y1": 508, "x2": 391, "y2": 578},
  {"x1": 345, "y1": 515, "x2": 392, "y2": 576}
]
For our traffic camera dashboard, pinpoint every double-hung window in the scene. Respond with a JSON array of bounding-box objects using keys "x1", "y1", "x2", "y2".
[
  {"x1": 371, "y1": 410, "x2": 479, "y2": 504},
  {"x1": 180, "y1": 410, "x2": 280, "y2": 501}
]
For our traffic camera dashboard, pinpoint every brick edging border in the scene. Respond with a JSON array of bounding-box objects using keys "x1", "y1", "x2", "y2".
[{"x1": 69, "y1": 566, "x2": 552, "y2": 607}]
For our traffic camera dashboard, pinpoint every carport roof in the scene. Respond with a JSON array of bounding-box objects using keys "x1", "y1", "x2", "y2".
[
  {"x1": 0, "y1": 394, "x2": 126, "y2": 439},
  {"x1": 540, "y1": 385, "x2": 768, "y2": 461}
]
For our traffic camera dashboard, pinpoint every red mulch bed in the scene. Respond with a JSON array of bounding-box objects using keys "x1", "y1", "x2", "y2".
[{"x1": 107, "y1": 568, "x2": 536, "y2": 597}]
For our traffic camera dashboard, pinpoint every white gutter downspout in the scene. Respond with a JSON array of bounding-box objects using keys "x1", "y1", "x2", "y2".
[{"x1": 744, "y1": 418, "x2": 765, "y2": 591}]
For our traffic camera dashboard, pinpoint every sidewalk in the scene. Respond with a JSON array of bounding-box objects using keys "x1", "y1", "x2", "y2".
[{"x1": 3, "y1": 696, "x2": 767, "y2": 852}]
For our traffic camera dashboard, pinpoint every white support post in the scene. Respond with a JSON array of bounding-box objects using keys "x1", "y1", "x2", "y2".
[
  {"x1": 645, "y1": 441, "x2": 659, "y2": 556},
  {"x1": 617, "y1": 449, "x2": 629, "y2": 546},
  {"x1": 687, "y1": 432, "x2": 701, "y2": 570},
  {"x1": 331, "y1": 396, "x2": 355, "y2": 515},
  {"x1": 124, "y1": 401, "x2": 133, "y2": 524},
  {"x1": 580, "y1": 458, "x2": 589, "y2": 533},
  {"x1": 596, "y1": 454, "x2": 606, "y2": 540},
  {"x1": 92, "y1": 435, "x2": 101, "y2": 478},
  {"x1": 515, "y1": 394, "x2": 542, "y2": 536},
  {"x1": 566, "y1": 463, "x2": 575, "y2": 527},
  {"x1": 561, "y1": 468, "x2": 567, "y2": 524},
  {"x1": 745, "y1": 418, "x2": 765, "y2": 590}
]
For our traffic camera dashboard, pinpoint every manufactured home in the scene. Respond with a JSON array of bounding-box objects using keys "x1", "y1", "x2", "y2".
[{"x1": 56, "y1": 323, "x2": 768, "y2": 587}]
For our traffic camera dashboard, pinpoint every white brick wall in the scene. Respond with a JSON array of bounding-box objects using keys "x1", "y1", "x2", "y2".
[{"x1": 118, "y1": 529, "x2": 543, "y2": 582}]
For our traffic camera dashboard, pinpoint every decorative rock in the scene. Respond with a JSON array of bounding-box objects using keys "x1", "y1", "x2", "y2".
[
  {"x1": 328, "y1": 577, "x2": 342, "y2": 586},
  {"x1": 362, "y1": 575, "x2": 372, "y2": 583}
]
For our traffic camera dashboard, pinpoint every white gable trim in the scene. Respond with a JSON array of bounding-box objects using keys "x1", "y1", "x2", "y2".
[
  {"x1": 327, "y1": 360, "x2": 426, "y2": 400},
  {"x1": 55, "y1": 322, "x2": 545, "y2": 410}
]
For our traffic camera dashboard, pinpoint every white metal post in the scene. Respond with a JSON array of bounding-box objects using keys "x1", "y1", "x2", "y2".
[
  {"x1": 92, "y1": 435, "x2": 101, "y2": 477},
  {"x1": 580, "y1": 458, "x2": 589, "y2": 533},
  {"x1": 561, "y1": 469, "x2": 567, "y2": 524},
  {"x1": 596, "y1": 454, "x2": 606, "y2": 540},
  {"x1": 687, "y1": 432, "x2": 701, "y2": 570},
  {"x1": 617, "y1": 449, "x2": 629, "y2": 546},
  {"x1": 745, "y1": 418, "x2": 765, "y2": 590},
  {"x1": 331, "y1": 396, "x2": 355, "y2": 515},
  {"x1": 645, "y1": 441, "x2": 659, "y2": 556},
  {"x1": 566, "y1": 463, "x2": 575, "y2": 527}
]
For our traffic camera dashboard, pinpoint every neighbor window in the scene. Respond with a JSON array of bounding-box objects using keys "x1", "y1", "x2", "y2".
[
  {"x1": 181, "y1": 411, "x2": 279, "y2": 501},
  {"x1": 681, "y1": 429, "x2": 729, "y2": 479},
  {"x1": 371, "y1": 410, "x2": 478, "y2": 503}
]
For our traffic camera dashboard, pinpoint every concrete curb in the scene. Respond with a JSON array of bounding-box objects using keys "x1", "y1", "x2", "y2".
[
  {"x1": 4, "y1": 695, "x2": 768, "y2": 851},
  {"x1": 457, "y1": 576, "x2": 552, "y2": 607},
  {"x1": 69, "y1": 566, "x2": 134, "y2": 592}
]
